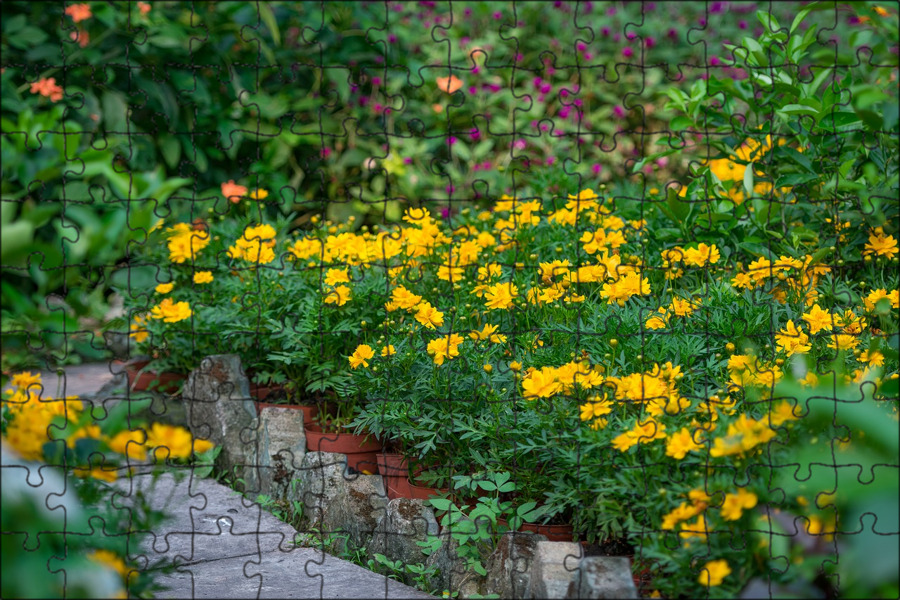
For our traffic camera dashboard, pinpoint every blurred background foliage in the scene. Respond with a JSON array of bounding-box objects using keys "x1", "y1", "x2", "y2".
[{"x1": 1, "y1": 1, "x2": 897, "y2": 372}]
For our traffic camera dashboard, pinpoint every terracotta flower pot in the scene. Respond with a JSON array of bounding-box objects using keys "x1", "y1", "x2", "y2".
[
  {"x1": 377, "y1": 453, "x2": 411, "y2": 500},
  {"x1": 497, "y1": 517, "x2": 577, "y2": 542},
  {"x1": 405, "y1": 468, "x2": 452, "y2": 501},
  {"x1": 304, "y1": 423, "x2": 382, "y2": 474},
  {"x1": 249, "y1": 383, "x2": 283, "y2": 401},
  {"x1": 125, "y1": 360, "x2": 185, "y2": 393},
  {"x1": 255, "y1": 401, "x2": 318, "y2": 425}
]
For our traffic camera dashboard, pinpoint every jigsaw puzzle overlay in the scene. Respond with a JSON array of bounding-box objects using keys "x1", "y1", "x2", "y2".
[{"x1": 1, "y1": 2, "x2": 899, "y2": 599}]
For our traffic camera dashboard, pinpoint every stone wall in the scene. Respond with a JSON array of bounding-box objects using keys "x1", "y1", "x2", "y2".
[{"x1": 182, "y1": 355, "x2": 638, "y2": 599}]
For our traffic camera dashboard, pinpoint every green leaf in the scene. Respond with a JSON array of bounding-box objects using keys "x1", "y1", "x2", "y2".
[
  {"x1": 666, "y1": 185, "x2": 691, "y2": 223},
  {"x1": 790, "y1": 2, "x2": 821, "y2": 34},
  {"x1": 160, "y1": 136, "x2": 181, "y2": 170},
  {"x1": 102, "y1": 91, "x2": 129, "y2": 134},
  {"x1": 259, "y1": 2, "x2": 281, "y2": 46},
  {"x1": 428, "y1": 498, "x2": 453, "y2": 511},
  {"x1": 743, "y1": 162, "x2": 755, "y2": 197}
]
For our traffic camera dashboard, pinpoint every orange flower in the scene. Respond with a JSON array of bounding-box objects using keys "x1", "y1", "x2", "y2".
[
  {"x1": 138, "y1": 1, "x2": 152, "y2": 15},
  {"x1": 436, "y1": 75, "x2": 463, "y2": 94},
  {"x1": 30, "y1": 78, "x2": 64, "y2": 102},
  {"x1": 65, "y1": 3, "x2": 92, "y2": 23},
  {"x1": 221, "y1": 180, "x2": 247, "y2": 203},
  {"x1": 69, "y1": 29, "x2": 90, "y2": 48}
]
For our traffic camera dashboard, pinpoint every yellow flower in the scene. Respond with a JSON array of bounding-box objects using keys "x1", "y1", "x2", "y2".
[
  {"x1": 323, "y1": 285, "x2": 352, "y2": 307},
  {"x1": 484, "y1": 282, "x2": 518, "y2": 310},
  {"x1": 826, "y1": 333, "x2": 860, "y2": 351},
  {"x1": 801, "y1": 304, "x2": 834, "y2": 335},
  {"x1": 645, "y1": 308, "x2": 670, "y2": 330},
  {"x1": 682, "y1": 243, "x2": 720, "y2": 267},
  {"x1": 579, "y1": 398, "x2": 613, "y2": 421},
  {"x1": 858, "y1": 350, "x2": 884, "y2": 367},
  {"x1": 145, "y1": 423, "x2": 195, "y2": 460},
  {"x1": 720, "y1": 488, "x2": 758, "y2": 520},
  {"x1": 381, "y1": 345, "x2": 396, "y2": 357},
  {"x1": 10, "y1": 371, "x2": 41, "y2": 390},
  {"x1": 166, "y1": 223, "x2": 210, "y2": 263},
  {"x1": 130, "y1": 315, "x2": 149, "y2": 343},
  {"x1": 324, "y1": 268, "x2": 350, "y2": 286},
  {"x1": 775, "y1": 320, "x2": 811, "y2": 357},
  {"x1": 666, "y1": 428, "x2": 703, "y2": 459},
  {"x1": 521, "y1": 367, "x2": 561, "y2": 399},
  {"x1": 107, "y1": 430, "x2": 148, "y2": 461},
  {"x1": 228, "y1": 224, "x2": 277, "y2": 264},
  {"x1": 863, "y1": 288, "x2": 899, "y2": 312},
  {"x1": 426, "y1": 334, "x2": 464, "y2": 366},
  {"x1": 193, "y1": 271, "x2": 214, "y2": 284},
  {"x1": 88, "y1": 550, "x2": 130, "y2": 579},
  {"x1": 155, "y1": 282, "x2": 174, "y2": 294},
  {"x1": 708, "y1": 157, "x2": 746, "y2": 182},
  {"x1": 698, "y1": 559, "x2": 731, "y2": 587},
  {"x1": 250, "y1": 188, "x2": 269, "y2": 200},
  {"x1": 863, "y1": 228, "x2": 898, "y2": 259},
  {"x1": 414, "y1": 302, "x2": 444, "y2": 329},
  {"x1": 149, "y1": 298, "x2": 192, "y2": 323},
  {"x1": 509, "y1": 361, "x2": 522, "y2": 372},
  {"x1": 661, "y1": 502, "x2": 704, "y2": 530},
  {"x1": 468, "y1": 323, "x2": 508, "y2": 343},
  {"x1": 388, "y1": 286, "x2": 423, "y2": 312},
  {"x1": 349, "y1": 344, "x2": 375, "y2": 369}
]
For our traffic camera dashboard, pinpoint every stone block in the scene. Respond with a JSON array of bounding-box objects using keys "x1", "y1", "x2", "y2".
[
  {"x1": 527, "y1": 541, "x2": 583, "y2": 599},
  {"x1": 566, "y1": 556, "x2": 638, "y2": 599},
  {"x1": 295, "y1": 451, "x2": 388, "y2": 551},
  {"x1": 484, "y1": 531, "x2": 548, "y2": 599},
  {"x1": 369, "y1": 498, "x2": 440, "y2": 567},
  {"x1": 424, "y1": 530, "x2": 485, "y2": 599},
  {"x1": 256, "y1": 406, "x2": 307, "y2": 498},
  {"x1": 182, "y1": 355, "x2": 259, "y2": 492}
]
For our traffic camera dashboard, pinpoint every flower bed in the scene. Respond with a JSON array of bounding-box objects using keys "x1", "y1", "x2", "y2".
[{"x1": 110, "y1": 7, "x2": 898, "y2": 598}]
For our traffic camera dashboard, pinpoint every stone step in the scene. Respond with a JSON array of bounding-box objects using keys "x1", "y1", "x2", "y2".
[
  {"x1": 10, "y1": 363, "x2": 434, "y2": 599},
  {"x1": 127, "y1": 472, "x2": 433, "y2": 599}
]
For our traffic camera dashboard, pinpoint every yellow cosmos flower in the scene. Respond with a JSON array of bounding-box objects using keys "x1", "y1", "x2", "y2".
[
  {"x1": 801, "y1": 304, "x2": 834, "y2": 335},
  {"x1": 349, "y1": 344, "x2": 375, "y2": 369},
  {"x1": 863, "y1": 228, "x2": 898, "y2": 259},
  {"x1": 145, "y1": 423, "x2": 196, "y2": 460},
  {"x1": 193, "y1": 271, "x2": 214, "y2": 284},
  {"x1": 720, "y1": 488, "x2": 758, "y2": 520},
  {"x1": 165, "y1": 223, "x2": 210, "y2": 263},
  {"x1": 388, "y1": 286, "x2": 423, "y2": 312},
  {"x1": 324, "y1": 268, "x2": 350, "y2": 286},
  {"x1": 155, "y1": 282, "x2": 174, "y2": 294},
  {"x1": 665, "y1": 428, "x2": 703, "y2": 459},
  {"x1": 484, "y1": 282, "x2": 518, "y2": 310},
  {"x1": 426, "y1": 334, "x2": 464, "y2": 366},
  {"x1": 698, "y1": 559, "x2": 731, "y2": 587},
  {"x1": 149, "y1": 298, "x2": 192, "y2": 323},
  {"x1": 10, "y1": 371, "x2": 41, "y2": 390},
  {"x1": 250, "y1": 188, "x2": 269, "y2": 200},
  {"x1": 414, "y1": 302, "x2": 444, "y2": 329},
  {"x1": 88, "y1": 550, "x2": 131, "y2": 579},
  {"x1": 468, "y1": 323, "x2": 507, "y2": 343},
  {"x1": 381, "y1": 345, "x2": 396, "y2": 357},
  {"x1": 775, "y1": 320, "x2": 811, "y2": 357},
  {"x1": 521, "y1": 367, "x2": 561, "y2": 399},
  {"x1": 107, "y1": 429, "x2": 148, "y2": 461},
  {"x1": 323, "y1": 285, "x2": 352, "y2": 307}
]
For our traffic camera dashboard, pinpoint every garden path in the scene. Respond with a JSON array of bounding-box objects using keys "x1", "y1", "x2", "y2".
[{"x1": 35, "y1": 362, "x2": 434, "y2": 600}]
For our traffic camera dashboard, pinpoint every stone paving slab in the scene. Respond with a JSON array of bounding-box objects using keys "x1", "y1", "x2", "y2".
[
  {"x1": 3, "y1": 361, "x2": 122, "y2": 399},
  {"x1": 126, "y1": 473, "x2": 433, "y2": 599},
  {"x1": 25, "y1": 364, "x2": 434, "y2": 599}
]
